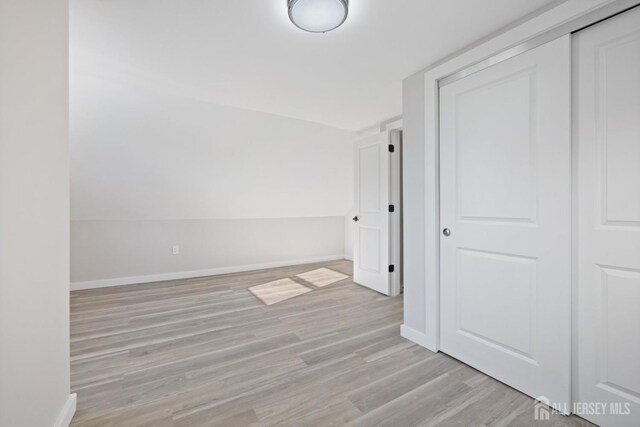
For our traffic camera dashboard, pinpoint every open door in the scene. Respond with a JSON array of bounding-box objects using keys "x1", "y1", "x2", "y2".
[{"x1": 353, "y1": 133, "x2": 397, "y2": 296}]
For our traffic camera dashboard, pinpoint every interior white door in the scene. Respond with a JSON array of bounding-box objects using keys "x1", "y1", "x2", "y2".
[
  {"x1": 353, "y1": 133, "x2": 391, "y2": 295},
  {"x1": 439, "y1": 36, "x2": 572, "y2": 406},
  {"x1": 575, "y1": 7, "x2": 640, "y2": 427}
]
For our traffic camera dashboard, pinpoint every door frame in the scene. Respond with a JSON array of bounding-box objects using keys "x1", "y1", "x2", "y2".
[
  {"x1": 389, "y1": 129, "x2": 403, "y2": 296},
  {"x1": 409, "y1": 0, "x2": 640, "y2": 355}
]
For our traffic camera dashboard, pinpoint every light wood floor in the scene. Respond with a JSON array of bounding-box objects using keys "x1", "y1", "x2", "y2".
[{"x1": 70, "y1": 260, "x2": 593, "y2": 426}]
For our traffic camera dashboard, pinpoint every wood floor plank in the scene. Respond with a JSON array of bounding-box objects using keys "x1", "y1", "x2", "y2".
[{"x1": 70, "y1": 260, "x2": 593, "y2": 426}]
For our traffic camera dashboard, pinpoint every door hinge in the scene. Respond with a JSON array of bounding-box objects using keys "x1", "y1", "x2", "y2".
[
  {"x1": 389, "y1": 265, "x2": 395, "y2": 273},
  {"x1": 389, "y1": 204, "x2": 395, "y2": 213},
  {"x1": 388, "y1": 144, "x2": 395, "y2": 153}
]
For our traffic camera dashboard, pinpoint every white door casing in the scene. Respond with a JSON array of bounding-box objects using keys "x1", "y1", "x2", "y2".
[
  {"x1": 439, "y1": 36, "x2": 572, "y2": 406},
  {"x1": 575, "y1": 7, "x2": 640, "y2": 427},
  {"x1": 389, "y1": 130, "x2": 403, "y2": 297},
  {"x1": 354, "y1": 133, "x2": 391, "y2": 295}
]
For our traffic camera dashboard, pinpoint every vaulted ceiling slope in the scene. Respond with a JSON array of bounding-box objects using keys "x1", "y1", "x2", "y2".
[{"x1": 70, "y1": 0, "x2": 560, "y2": 131}]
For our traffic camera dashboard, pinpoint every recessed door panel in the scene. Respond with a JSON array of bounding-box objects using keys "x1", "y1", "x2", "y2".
[
  {"x1": 457, "y1": 69, "x2": 536, "y2": 223},
  {"x1": 358, "y1": 144, "x2": 382, "y2": 213},
  {"x1": 599, "y1": 267, "x2": 640, "y2": 399},
  {"x1": 440, "y1": 36, "x2": 571, "y2": 406},
  {"x1": 457, "y1": 249, "x2": 537, "y2": 360},
  {"x1": 600, "y1": 35, "x2": 640, "y2": 224},
  {"x1": 359, "y1": 226, "x2": 381, "y2": 273}
]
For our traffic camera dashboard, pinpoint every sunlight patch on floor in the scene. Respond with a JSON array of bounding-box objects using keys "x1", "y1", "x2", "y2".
[
  {"x1": 248, "y1": 278, "x2": 312, "y2": 305},
  {"x1": 296, "y1": 267, "x2": 349, "y2": 288}
]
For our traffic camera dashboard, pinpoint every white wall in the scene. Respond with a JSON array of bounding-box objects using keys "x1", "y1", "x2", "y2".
[
  {"x1": 70, "y1": 70, "x2": 358, "y2": 285},
  {"x1": 0, "y1": 0, "x2": 75, "y2": 426},
  {"x1": 71, "y1": 218, "x2": 345, "y2": 288},
  {"x1": 344, "y1": 206, "x2": 356, "y2": 260},
  {"x1": 401, "y1": 73, "x2": 426, "y2": 335}
]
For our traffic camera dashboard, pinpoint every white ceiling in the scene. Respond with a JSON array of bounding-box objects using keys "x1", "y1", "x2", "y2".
[{"x1": 71, "y1": 0, "x2": 560, "y2": 131}]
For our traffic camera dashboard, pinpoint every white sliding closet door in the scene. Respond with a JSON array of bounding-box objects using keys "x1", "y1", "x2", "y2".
[
  {"x1": 439, "y1": 36, "x2": 572, "y2": 406},
  {"x1": 575, "y1": 7, "x2": 640, "y2": 427}
]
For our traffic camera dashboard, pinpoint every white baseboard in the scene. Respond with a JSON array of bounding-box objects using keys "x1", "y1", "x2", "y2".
[
  {"x1": 53, "y1": 393, "x2": 76, "y2": 427},
  {"x1": 71, "y1": 255, "x2": 348, "y2": 291},
  {"x1": 401, "y1": 324, "x2": 438, "y2": 353}
]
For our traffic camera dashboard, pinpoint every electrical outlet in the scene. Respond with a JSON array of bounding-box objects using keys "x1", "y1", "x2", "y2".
[{"x1": 172, "y1": 245, "x2": 180, "y2": 255}]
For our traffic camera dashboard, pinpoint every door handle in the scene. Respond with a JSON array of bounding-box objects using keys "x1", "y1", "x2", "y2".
[
  {"x1": 443, "y1": 228, "x2": 451, "y2": 237},
  {"x1": 352, "y1": 216, "x2": 359, "y2": 222}
]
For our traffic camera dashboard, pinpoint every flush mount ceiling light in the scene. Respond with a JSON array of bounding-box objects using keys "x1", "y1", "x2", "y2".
[{"x1": 288, "y1": 0, "x2": 349, "y2": 33}]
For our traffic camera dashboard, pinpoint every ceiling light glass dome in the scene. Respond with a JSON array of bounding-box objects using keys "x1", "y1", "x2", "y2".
[{"x1": 288, "y1": 0, "x2": 349, "y2": 33}]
